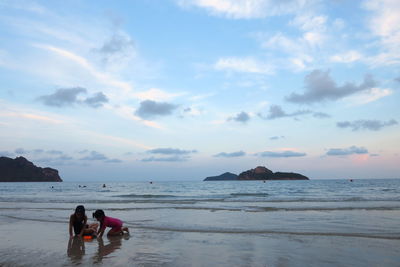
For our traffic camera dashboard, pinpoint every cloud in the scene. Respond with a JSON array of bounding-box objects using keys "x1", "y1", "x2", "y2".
[
  {"x1": 344, "y1": 87, "x2": 393, "y2": 105},
  {"x1": 35, "y1": 155, "x2": 74, "y2": 166},
  {"x1": 326, "y1": 146, "x2": 368, "y2": 156},
  {"x1": 84, "y1": 92, "x2": 109, "y2": 108},
  {"x1": 104, "y1": 158, "x2": 123, "y2": 163},
  {"x1": 258, "y1": 105, "x2": 309, "y2": 120},
  {"x1": 141, "y1": 156, "x2": 189, "y2": 162},
  {"x1": 337, "y1": 119, "x2": 398, "y2": 131},
  {"x1": 134, "y1": 88, "x2": 182, "y2": 101},
  {"x1": 78, "y1": 150, "x2": 122, "y2": 163},
  {"x1": 134, "y1": 100, "x2": 178, "y2": 119},
  {"x1": 38, "y1": 87, "x2": 108, "y2": 108},
  {"x1": 147, "y1": 148, "x2": 197, "y2": 155},
  {"x1": 38, "y1": 87, "x2": 86, "y2": 107},
  {"x1": 286, "y1": 70, "x2": 377, "y2": 104},
  {"x1": 214, "y1": 57, "x2": 274, "y2": 74},
  {"x1": 142, "y1": 147, "x2": 196, "y2": 162},
  {"x1": 228, "y1": 111, "x2": 250, "y2": 123},
  {"x1": 395, "y1": 76, "x2": 400, "y2": 83},
  {"x1": 80, "y1": 151, "x2": 108, "y2": 161},
  {"x1": 98, "y1": 31, "x2": 136, "y2": 65},
  {"x1": 258, "y1": 105, "x2": 327, "y2": 120},
  {"x1": 214, "y1": 151, "x2": 246, "y2": 157},
  {"x1": 177, "y1": 0, "x2": 310, "y2": 19},
  {"x1": 313, "y1": 112, "x2": 330, "y2": 118},
  {"x1": 258, "y1": 150, "x2": 306, "y2": 157},
  {"x1": 15, "y1": 148, "x2": 28, "y2": 154},
  {"x1": 330, "y1": 50, "x2": 363, "y2": 63},
  {"x1": 47, "y1": 150, "x2": 63, "y2": 155},
  {"x1": 0, "y1": 151, "x2": 14, "y2": 157},
  {"x1": 270, "y1": 136, "x2": 285, "y2": 140},
  {"x1": 363, "y1": 0, "x2": 400, "y2": 66}
]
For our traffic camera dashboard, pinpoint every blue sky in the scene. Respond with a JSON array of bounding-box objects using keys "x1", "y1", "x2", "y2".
[{"x1": 0, "y1": 0, "x2": 399, "y2": 181}]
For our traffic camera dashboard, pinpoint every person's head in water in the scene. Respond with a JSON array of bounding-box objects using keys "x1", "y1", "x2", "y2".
[
  {"x1": 75, "y1": 205, "x2": 85, "y2": 219},
  {"x1": 93, "y1": 209, "x2": 105, "y2": 222}
]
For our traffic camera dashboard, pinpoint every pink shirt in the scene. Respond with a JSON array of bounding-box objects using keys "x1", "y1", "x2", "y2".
[{"x1": 101, "y1": 216, "x2": 122, "y2": 230}]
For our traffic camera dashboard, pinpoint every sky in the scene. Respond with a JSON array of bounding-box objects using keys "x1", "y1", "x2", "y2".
[{"x1": 0, "y1": 0, "x2": 399, "y2": 181}]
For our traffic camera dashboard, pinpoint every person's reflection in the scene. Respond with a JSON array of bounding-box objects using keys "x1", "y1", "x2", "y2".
[
  {"x1": 67, "y1": 236, "x2": 85, "y2": 264},
  {"x1": 93, "y1": 235, "x2": 129, "y2": 263}
]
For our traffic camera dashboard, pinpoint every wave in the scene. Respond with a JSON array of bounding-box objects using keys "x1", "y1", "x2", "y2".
[
  {"x1": 1, "y1": 205, "x2": 399, "y2": 213},
  {"x1": 1, "y1": 196, "x2": 400, "y2": 204},
  {"x1": 230, "y1": 193, "x2": 269, "y2": 197},
  {"x1": 2, "y1": 214, "x2": 398, "y2": 241},
  {"x1": 113, "y1": 194, "x2": 178, "y2": 198},
  {"x1": 125, "y1": 224, "x2": 400, "y2": 240}
]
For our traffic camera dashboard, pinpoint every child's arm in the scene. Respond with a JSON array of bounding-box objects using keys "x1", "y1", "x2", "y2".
[
  {"x1": 97, "y1": 227, "x2": 105, "y2": 237},
  {"x1": 68, "y1": 215, "x2": 74, "y2": 237}
]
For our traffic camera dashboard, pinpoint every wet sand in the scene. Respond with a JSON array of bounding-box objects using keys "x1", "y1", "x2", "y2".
[{"x1": 0, "y1": 217, "x2": 399, "y2": 266}]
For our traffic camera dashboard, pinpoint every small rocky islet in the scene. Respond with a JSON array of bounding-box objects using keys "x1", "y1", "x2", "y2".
[{"x1": 204, "y1": 166, "x2": 309, "y2": 181}]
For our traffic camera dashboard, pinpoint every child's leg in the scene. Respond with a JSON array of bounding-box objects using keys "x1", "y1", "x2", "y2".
[
  {"x1": 107, "y1": 227, "x2": 123, "y2": 236},
  {"x1": 122, "y1": 227, "x2": 129, "y2": 234}
]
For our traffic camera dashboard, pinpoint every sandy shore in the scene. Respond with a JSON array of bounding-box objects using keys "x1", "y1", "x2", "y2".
[{"x1": 0, "y1": 215, "x2": 399, "y2": 267}]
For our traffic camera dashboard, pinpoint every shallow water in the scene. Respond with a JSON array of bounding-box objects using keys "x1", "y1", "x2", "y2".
[{"x1": 0, "y1": 179, "x2": 399, "y2": 266}]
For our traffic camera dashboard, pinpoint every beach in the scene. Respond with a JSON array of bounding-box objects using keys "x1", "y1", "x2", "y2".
[{"x1": 0, "y1": 180, "x2": 399, "y2": 266}]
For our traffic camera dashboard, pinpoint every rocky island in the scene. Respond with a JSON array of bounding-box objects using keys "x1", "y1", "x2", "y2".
[
  {"x1": 0, "y1": 156, "x2": 62, "y2": 182},
  {"x1": 204, "y1": 166, "x2": 309, "y2": 181}
]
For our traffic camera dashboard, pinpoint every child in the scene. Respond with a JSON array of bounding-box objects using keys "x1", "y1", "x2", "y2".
[
  {"x1": 69, "y1": 205, "x2": 98, "y2": 237},
  {"x1": 92, "y1": 209, "x2": 129, "y2": 237}
]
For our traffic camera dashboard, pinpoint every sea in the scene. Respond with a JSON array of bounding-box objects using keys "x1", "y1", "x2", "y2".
[{"x1": 0, "y1": 179, "x2": 399, "y2": 266}]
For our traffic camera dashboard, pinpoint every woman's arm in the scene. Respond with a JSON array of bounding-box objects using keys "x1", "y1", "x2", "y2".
[{"x1": 69, "y1": 215, "x2": 74, "y2": 237}]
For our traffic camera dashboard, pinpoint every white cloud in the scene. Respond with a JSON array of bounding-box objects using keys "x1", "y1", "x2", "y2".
[
  {"x1": 189, "y1": 92, "x2": 215, "y2": 101},
  {"x1": 364, "y1": 0, "x2": 400, "y2": 37},
  {"x1": 262, "y1": 32, "x2": 299, "y2": 52},
  {"x1": 330, "y1": 50, "x2": 363, "y2": 63},
  {"x1": 290, "y1": 15, "x2": 327, "y2": 32},
  {"x1": 1, "y1": 112, "x2": 63, "y2": 124},
  {"x1": 363, "y1": 0, "x2": 400, "y2": 66},
  {"x1": 343, "y1": 87, "x2": 393, "y2": 105},
  {"x1": 134, "y1": 88, "x2": 184, "y2": 101},
  {"x1": 0, "y1": 100, "x2": 66, "y2": 124},
  {"x1": 177, "y1": 0, "x2": 311, "y2": 19},
  {"x1": 214, "y1": 57, "x2": 274, "y2": 74},
  {"x1": 261, "y1": 32, "x2": 315, "y2": 71},
  {"x1": 303, "y1": 31, "x2": 324, "y2": 46}
]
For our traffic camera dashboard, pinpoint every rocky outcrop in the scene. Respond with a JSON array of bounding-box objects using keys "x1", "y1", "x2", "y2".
[
  {"x1": 272, "y1": 172, "x2": 309, "y2": 180},
  {"x1": 204, "y1": 172, "x2": 238, "y2": 181},
  {"x1": 0, "y1": 156, "x2": 62, "y2": 182},
  {"x1": 237, "y1": 166, "x2": 274, "y2": 180},
  {"x1": 204, "y1": 166, "x2": 309, "y2": 181}
]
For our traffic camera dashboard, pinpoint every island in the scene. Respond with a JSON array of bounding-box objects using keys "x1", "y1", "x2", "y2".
[
  {"x1": 0, "y1": 156, "x2": 62, "y2": 182},
  {"x1": 204, "y1": 166, "x2": 309, "y2": 181},
  {"x1": 204, "y1": 172, "x2": 238, "y2": 181}
]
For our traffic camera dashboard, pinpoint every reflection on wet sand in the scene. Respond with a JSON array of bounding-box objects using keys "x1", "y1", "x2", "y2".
[
  {"x1": 67, "y1": 234, "x2": 130, "y2": 264},
  {"x1": 94, "y1": 235, "x2": 130, "y2": 264},
  {"x1": 67, "y1": 236, "x2": 85, "y2": 264}
]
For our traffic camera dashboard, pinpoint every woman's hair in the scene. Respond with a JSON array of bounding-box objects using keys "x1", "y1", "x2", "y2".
[
  {"x1": 92, "y1": 209, "x2": 105, "y2": 220},
  {"x1": 75, "y1": 205, "x2": 85, "y2": 215}
]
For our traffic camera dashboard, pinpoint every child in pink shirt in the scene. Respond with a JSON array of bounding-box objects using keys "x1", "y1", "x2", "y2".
[{"x1": 93, "y1": 209, "x2": 129, "y2": 237}]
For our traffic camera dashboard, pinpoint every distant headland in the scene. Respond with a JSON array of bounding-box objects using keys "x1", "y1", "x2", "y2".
[
  {"x1": 0, "y1": 156, "x2": 62, "y2": 182},
  {"x1": 204, "y1": 166, "x2": 309, "y2": 181}
]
